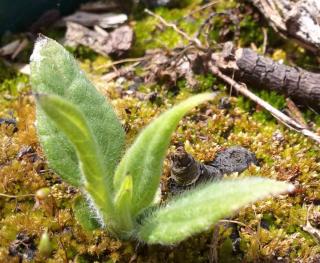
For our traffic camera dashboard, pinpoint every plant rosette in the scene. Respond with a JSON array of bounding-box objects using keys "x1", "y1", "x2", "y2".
[{"x1": 30, "y1": 36, "x2": 294, "y2": 245}]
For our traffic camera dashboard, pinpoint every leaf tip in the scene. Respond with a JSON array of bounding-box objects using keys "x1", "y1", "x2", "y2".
[
  {"x1": 35, "y1": 93, "x2": 49, "y2": 106},
  {"x1": 272, "y1": 179, "x2": 295, "y2": 195},
  {"x1": 287, "y1": 183, "x2": 295, "y2": 193},
  {"x1": 30, "y1": 35, "x2": 48, "y2": 63}
]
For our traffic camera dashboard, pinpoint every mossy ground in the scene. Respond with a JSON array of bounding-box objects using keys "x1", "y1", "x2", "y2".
[{"x1": 1, "y1": 1, "x2": 320, "y2": 262}]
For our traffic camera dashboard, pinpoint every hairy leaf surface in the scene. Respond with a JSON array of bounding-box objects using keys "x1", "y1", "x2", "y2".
[
  {"x1": 73, "y1": 196, "x2": 101, "y2": 231},
  {"x1": 113, "y1": 175, "x2": 134, "y2": 236},
  {"x1": 137, "y1": 177, "x2": 294, "y2": 244},
  {"x1": 30, "y1": 36, "x2": 125, "y2": 187},
  {"x1": 114, "y1": 93, "x2": 215, "y2": 216},
  {"x1": 37, "y1": 94, "x2": 114, "y2": 221}
]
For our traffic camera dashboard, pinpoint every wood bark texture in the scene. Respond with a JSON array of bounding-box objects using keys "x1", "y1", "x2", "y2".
[
  {"x1": 251, "y1": 0, "x2": 320, "y2": 53},
  {"x1": 212, "y1": 44, "x2": 320, "y2": 109}
]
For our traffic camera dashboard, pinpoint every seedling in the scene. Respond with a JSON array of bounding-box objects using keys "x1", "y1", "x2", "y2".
[{"x1": 30, "y1": 37, "x2": 294, "y2": 245}]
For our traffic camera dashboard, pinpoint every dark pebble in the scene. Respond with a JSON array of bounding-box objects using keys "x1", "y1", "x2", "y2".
[
  {"x1": 209, "y1": 146, "x2": 258, "y2": 175},
  {"x1": 9, "y1": 233, "x2": 36, "y2": 260}
]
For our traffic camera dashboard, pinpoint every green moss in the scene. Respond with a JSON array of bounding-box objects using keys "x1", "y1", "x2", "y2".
[
  {"x1": 237, "y1": 90, "x2": 286, "y2": 123},
  {"x1": 133, "y1": 15, "x2": 183, "y2": 56},
  {"x1": 215, "y1": 0, "x2": 237, "y2": 11},
  {"x1": 0, "y1": 60, "x2": 17, "y2": 84},
  {"x1": 132, "y1": 6, "x2": 202, "y2": 56},
  {"x1": 66, "y1": 45, "x2": 99, "y2": 62},
  {"x1": 0, "y1": 74, "x2": 29, "y2": 97},
  {"x1": 239, "y1": 15, "x2": 264, "y2": 47},
  {"x1": 1, "y1": 0, "x2": 320, "y2": 262},
  {"x1": 194, "y1": 74, "x2": 217, "y2": 92}
]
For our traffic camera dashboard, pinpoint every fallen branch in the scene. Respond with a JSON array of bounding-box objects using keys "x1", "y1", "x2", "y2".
[
  {"x1": 212, "y1": 44, "x2": 320, "y2": 109},
  {"x1": 208, "y1": 64, "x2": 320, "y2": 143},
  {"x1": 251, "y1": 0, "x2": 320, "y2": 53},
  {"x1": 144, "y1": 9, "x2": 320, "y2": 144}
]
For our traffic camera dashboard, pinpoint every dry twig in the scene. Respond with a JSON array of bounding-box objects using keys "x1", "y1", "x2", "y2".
[
  {"x1": 261, "y1": 27, "x2": 268, "y2": 55},
  {"x1": 208, "y1": 64, "x2": 320, "y2": 144},
  {"x1": 183, "y1": 1, "x2": 218, "y2": 19},
  {"x1": 0, "y1": 192, "x2": 34, "y2": 199},
  {"x1": 101, "y1": 62, "x2": 141, "y2": 82},
  {"x1": 96, "y1": 56, "x2": 149, "y2": 70},
  {"x1": 144, "y1": 9, "x2": 205, "y2": 51},
  {"x1": 209, "y1": 223, "x2": 221, "y2": 263},
  {"x1": 219, "y1": 219, "x2": 255, "y2": 232}
]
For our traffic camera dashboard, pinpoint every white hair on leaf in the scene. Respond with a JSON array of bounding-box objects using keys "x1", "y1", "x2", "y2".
[{"x1": 30, "y1": 36, "x2": 48, "y2": 63}]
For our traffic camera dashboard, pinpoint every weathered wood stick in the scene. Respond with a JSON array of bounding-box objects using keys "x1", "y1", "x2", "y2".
[
  {"x1": 208, "y1": 63, "x2": 320, "y2": 144},
  {"x1": 251, "y1": 0, "x2": 320, "y2": 53},
  {"x1": 212, "y1": 44, "x2": 320, "y2": 109},
  {"x1": 144, "y1": 9, "x2": 320, "y2": 143}
]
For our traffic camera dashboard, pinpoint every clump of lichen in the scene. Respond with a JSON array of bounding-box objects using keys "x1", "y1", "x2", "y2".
[{"x1": 1, "y1": 0, "x2": 320, "y2": 262}]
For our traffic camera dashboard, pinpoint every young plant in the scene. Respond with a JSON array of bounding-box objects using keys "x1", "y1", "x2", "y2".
[{"x1": 30, "y1": 36, "x2": 294, "y2": 245}]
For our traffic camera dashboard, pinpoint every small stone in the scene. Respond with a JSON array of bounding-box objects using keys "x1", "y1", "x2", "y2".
[
  {"x1": 9, "y1": 233, "x2": 36, "y2": 260},
  {"x1": 169, "y1": 146, "x2": 257, "y2": 192},
  {"x1": 210, "y1": 146, "x2": 258, "y2": 174}
]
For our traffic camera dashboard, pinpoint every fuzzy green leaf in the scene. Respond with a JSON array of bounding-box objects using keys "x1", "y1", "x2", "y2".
[
  {"x1": 114, "y1": 93, "x2": 215, "y2": 216},
  {"x1": 137, "y1": 177, "x2": 294, "y2": 245},
  {"x1": 30, "y1": 36, "x2": 125, "y2": 187},
  {"x1": 113, "y1": 175, "x2": 134, "y2": 236},
  {"x1": 73, "y1": 196, "x2": 101, "y2": 231},
  {"x1": 37, "y1": 94, "x2": 114, "y2": 221}
]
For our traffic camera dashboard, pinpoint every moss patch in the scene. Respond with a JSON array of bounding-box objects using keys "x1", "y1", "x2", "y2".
[{"x1": 1, "y1": 0, "x2": 320, "y2": 262}]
